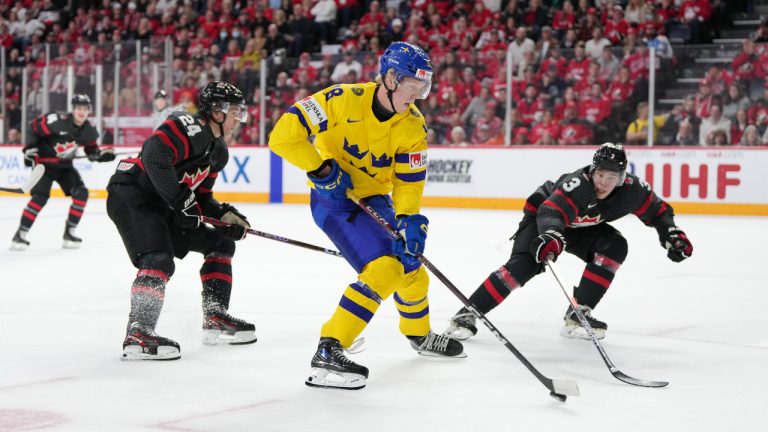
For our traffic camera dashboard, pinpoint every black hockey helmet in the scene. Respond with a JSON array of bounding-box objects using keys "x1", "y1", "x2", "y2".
[
  {"x1": 71, "y1": 93, "x2": 92, "y2": 109},
  {"x1": 198, "y1": 81, "x2": 247, "y2": 123},
  {"x1": 590, "y1": 142, "x2": 627, "y2": 183}
]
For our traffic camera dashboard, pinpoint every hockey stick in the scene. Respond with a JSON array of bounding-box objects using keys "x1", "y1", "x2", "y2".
[
  {"x1": 545, "y1": 259, "x2": 669, "y2": 388},
  {"x1": 74, "y1": 150, "x2": 138, "y2": 159},
  {"x1": 0, "y1": 165, "x2": 45, "y2": 194},
  {"x1": 201, "y1": 216, "x2": 343, "y2": 258},
  {"x1": 347, "y1": 191, "x2": 579, "y2": 402}
]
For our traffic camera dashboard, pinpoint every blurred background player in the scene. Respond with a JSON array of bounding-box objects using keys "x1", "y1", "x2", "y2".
[
  {"x1": 269, "y1": 42, "x2": 465, "y2": 390},
  {"x1": 107, "y1": 81, "x2": 255, "y2": 360},
  {"x1": 10, "y1": 94, "x2": 115, "y2": 251},
  {"x1": 152, "y1": 89, "x2": 195, "y2": 128},
  {"x1": 445, "y1": 143, "x2": 693, "y2": 341}
]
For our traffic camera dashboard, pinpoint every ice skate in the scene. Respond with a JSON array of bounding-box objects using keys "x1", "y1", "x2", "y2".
[
  {"x1": 305, "y1": 337, "x2": 369, "y2": 390},
  {"x1": 560, "y1": 304, "x2": 607, "y2": 340},
  {"x1": 10, "y1": 227, "x2": 30, "y2": 251},
  {"x1": 62, "y1": 224, "x2": 82, "y2": 249},
  {"x1": 407, "y1": 331, "x2": 466, "y2": 358},
  {"x1": 444, "y1": 307, "x2": 478, "y2": 340},
  {"x1": 202, "y1": 304, "x2": 257, "y2": 345},
  {"x1": 122, "y1": 323, "x2": 181, "y2": 360}
]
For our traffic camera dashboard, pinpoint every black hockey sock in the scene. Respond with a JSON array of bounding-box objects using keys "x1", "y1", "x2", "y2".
[
  {"x1": 19, "y1": 194, "x2": 48, "y2": 230},
  {"x1": 200, "y1": 253, "x2": 233, "y2": 311},
  {"x1": 468, "y1": 265, "x2": 523, "y2": 314},
  {"x1": 128, "y1": 268, "x2": 169, "y2": 331},
  {"x1": 573, "y1": 253, "x2": 622, "y2": 309},
  {"x1": 67, "y1": 188, "x2": 88, "y2": 227}
]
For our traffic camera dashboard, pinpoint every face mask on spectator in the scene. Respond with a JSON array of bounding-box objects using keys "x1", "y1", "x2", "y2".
[
  {"x1": 233, "y1": 31, "x2": 241, "y2": 38},
  {"x1": 220, "y1": 31, "x2": 228, "y2": 39}
]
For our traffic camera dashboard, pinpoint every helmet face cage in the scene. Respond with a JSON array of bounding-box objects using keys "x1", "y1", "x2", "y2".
[
  {"x1": 212, "y1": 101, "x2": 248, "y2": 123},
  {"x1": 379, "y1": 42, "x2": 433, "y2": 99},
  {"x1": 590, "y1": 143, "x2": 628, "y2": 184}
]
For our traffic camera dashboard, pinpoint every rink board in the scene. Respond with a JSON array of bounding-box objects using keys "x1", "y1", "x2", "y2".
[{"x1": 1, "y1": 145, "x2": 767, "y2": 215}]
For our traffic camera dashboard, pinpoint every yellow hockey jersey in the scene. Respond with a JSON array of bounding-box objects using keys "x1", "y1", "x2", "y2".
[{"x1": 268, "y1": 82, "x2": 428, "y2": 215}]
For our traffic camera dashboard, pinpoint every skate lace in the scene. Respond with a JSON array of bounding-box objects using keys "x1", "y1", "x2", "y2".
[
  {"x1": 330, "y1": 345, "x2": 356, "y2": 365},
  {"x1": 345, "y1": 337, "x2": 366, "y2": 354},
  {"x1": 422, "y1": 332, "x2": 450, "y2": 352}
]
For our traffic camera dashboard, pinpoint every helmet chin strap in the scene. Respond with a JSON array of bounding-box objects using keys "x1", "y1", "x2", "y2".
[{"x1": 382, "y1": 73, "x2": 398, "y2": 113}]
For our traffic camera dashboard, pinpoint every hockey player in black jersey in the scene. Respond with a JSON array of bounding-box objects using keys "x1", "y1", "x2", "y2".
[
  {"x1": 445, "y1": 143, "x2": 693, "y2": 341},
  {"x1": 10, "y1": 94, "x2": 115, "y2": 250},
  {"x1": 106, "y1": 81, "x2": 255, "y2": 360}
]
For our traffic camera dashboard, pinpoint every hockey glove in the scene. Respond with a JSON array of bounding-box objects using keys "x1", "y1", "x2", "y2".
[
  {"x1": 88, "y1": 148, "x2": 116, "y2": 162},
  {"x1": 661, "y1": 227, "x2": 693, "y2": 262},
  {"x1": 219, "y1": 203, "x2": 251, "y2": 228},
  {"x1": 308, "y1": 159, "x2": 353, "y2": 201},
  {"x1": 170, "y1": 186, "x2": 202, "y2": 230},
  {"x1": 532, "y1": 230, "x2": 566, "y2": 263},
  {"x1": 23, "y1": 147, "x2": 38, "y2": 167},
  {"x1": 393, "y1": 214, "x2": 429, "y2": 259},
  {"x1": 214, "y1": 224, "x2": 247, "y2": 241}
]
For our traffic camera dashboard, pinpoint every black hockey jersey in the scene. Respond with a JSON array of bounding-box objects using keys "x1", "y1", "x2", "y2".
[
  {"x1": 25, "y1": 112, "x2": 100, "y2": 164},
  {"x1": 523, "y1": 166, "x2": 677, "y2": 239},
  {"x1": 108, "y1": 111, "x2": 228, "y2": 208}
]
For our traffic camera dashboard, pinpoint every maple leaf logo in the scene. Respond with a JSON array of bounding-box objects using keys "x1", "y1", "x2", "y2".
[
  {"x1": 54, "y1": 141, "x2": 77, "y2": 157},
  {"x1": 571, "y1": 214, "x2": 603, "y2": 227},
  {"x1": 179, "y1": 166, "x2": 211, "y2": 190}
]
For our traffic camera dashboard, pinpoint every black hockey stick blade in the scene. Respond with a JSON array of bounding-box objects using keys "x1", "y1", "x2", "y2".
[
  {"x1": 347, "y1": 191, "x2": 579, "y2": 401},
  {"x1": 201, "y1": 216, "x2": 343, "y2": 258},
  {"x1": 546, "y1": 260, "x2": 669, "y2": 388},
  {"x1": 0, "y1": 165, "x2": 45, "y2": 194}
]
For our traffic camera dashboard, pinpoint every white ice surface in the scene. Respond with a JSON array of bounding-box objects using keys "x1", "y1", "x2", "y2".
[{"x1": 1, "y1": 197, "x2": 766, "y2": 431}]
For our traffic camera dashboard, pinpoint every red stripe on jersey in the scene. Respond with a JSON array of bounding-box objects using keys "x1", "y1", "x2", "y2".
[
  {"x1": 28, "y1": 201, "x2": 43, "y2": 211},
  {"x1": 154, "y1": 130, "x2": 179, "y2": 164},
  {"x1": 131, "y1": 285, "x2": 165, "y2": 299},
  {"x1": 164, "y1": 119, "x2": 190, "y2": 161},
  {"x1": 593, "y1": 253, "x2": 621, "y2": 273},
  {"x1": 32, "y1": 118, "x2": 40, "y2": 135},
  {"x1": 68, "y1": 208, "x2": 83, "y2": 217},
  {"x1": 123, "y1": 157, "x2": 145, "y2": 170},
  {"x1": 201, "y1": 272, "x2": 233, "y2": 283},
  {"x1": 205, "y1": 256, "x2": 232, "y2": 265},
  {"x1": 40, "y1": 115, "x2": 51, "y2": 135},
  {"x1": 542, "y1": 199, "x2": 571, "y2": 225},
  {"x1": 524, "y1": 201, "x2": 538, "y2": 213},
  {"x1": 554, "y1": 189, "x2": 579, "y2": 214},
  {"x1": 137, "y1": 269, "x2": 170, "y2": 282},
  {"x1": 483, "y1": 279, "x2": 505, "y2": 304},
  {"x1": 22, "y1": 210, "x2": 37, "y2": 221},
  {"x1": 207, "y1": 172, "x2": 219, "y2": 179},
  {"x1": 656, "y1": 202, "x2": 668, "y2": 217},
  {"x1": 497, "y1": 266, "x2": 520, "y2": 290},
  {"x1": 633, "y1": 193, "x2": 653, "y2": 217},
  {"x1": 197, "y1": 187, "x2": 212, "y2": 194},
  {"x1": 72, "y1": 199, "x2": 87, "y2": 206},
  {"x1": 583, "y1": 270, "x2": 611, "y2": 289}
]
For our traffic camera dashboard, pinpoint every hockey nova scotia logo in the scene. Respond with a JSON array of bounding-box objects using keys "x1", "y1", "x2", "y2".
[
  {"x1": 427, "y1": 159, "x2": 473, "y2": 184},
  {"x1": 180, "y1": 166, "x2": 211, "y2": 190}
]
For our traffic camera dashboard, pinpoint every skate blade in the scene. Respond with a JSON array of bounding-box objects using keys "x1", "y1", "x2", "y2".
[
  {"x1": 305, "y1": 368, "x2": 366, "y2": 390},
  {"x1": 443, "y1": 324, "x2": 475, "y2": 341},
  {"x1": 121, "y1": 345, "x2": 181, "y2": 361},
  {"x1": 202, "y1": 329, "x2": 257, "y2": 346},
  {"x1": 9, "y1": 242, "x2": 29, "y2": 251},
  {"x1": 416, "y1": 350, "x2": 468, "y2": 359},
  {"x1": 62, "y1": 239, "x2": 82, "y2": 249},
  {"x1": 560, "y1": 325, "x2": 605, "y2": 340}
]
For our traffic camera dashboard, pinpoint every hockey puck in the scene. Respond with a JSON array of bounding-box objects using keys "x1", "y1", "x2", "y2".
[{"x1": 549, "y1": 391, "x2": 567, "y2": 402}]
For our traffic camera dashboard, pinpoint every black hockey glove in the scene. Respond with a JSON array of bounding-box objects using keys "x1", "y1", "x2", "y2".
[
  {"x1": 660, "y1": 227, "x2": 693, "y2": 263},
  {"x1": 170, "y1": 186, "x2": 202, "y2": 230},
  {"x1": 214, "y1": 223, "x2": 247, "y2": 241},
  {"x1": 219, "y1": 203, "x2": 251, "y2": 228},
  {"x1": 88, "y1": 148, "x2": 116, "y2": 162},
  {"x1": 23, "y1": 147, "x2": 38, "y2": 167},
  {"x1": 532, "y1": 230, "x2": 566, "y2": 263}
]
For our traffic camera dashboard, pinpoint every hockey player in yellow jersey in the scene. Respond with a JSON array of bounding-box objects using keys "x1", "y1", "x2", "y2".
[{"x1": 269, "y1": 42, "x2": 465, "y2": 390}]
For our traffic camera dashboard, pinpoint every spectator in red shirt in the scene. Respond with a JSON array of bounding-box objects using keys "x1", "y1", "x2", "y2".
[
  {"x1": 558, "y1": 104, "x2": 595, "y2": 145},
  {"x1": 694, "y1": 80, "x2": 715, "y2": 119},
  {"x1": 604, "y1": 6, "x2": 629, "y2": 44},
  {"x1": 540, "y1": 47, "x2": 569, "y2": 78},
  {"x1": 553, "y1": 0, "x2": 578, "y2": 38},
  {"x1": 566, "y1": 41, "x2": 591, "y2": 84},
  {"x1": 607, "y1": 66, "x2": 635, "y2": 104},
  {"x1": 580, "y1": 82, "x2": 612, "y2": 125},
  {"x1": 472, "y1": 101, "x2": 503, "y2": 143},
  {"x1": 529, "y1": 110, "x2": 560, "y2": 145},
  {"x1": 517, "y1": 84, "x2": 545, "y2": 126}
]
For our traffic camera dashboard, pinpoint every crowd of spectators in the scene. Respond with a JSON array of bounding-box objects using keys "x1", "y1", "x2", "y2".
[{"x1": 0, "y1": 0, "x2": 762, "y2": 146}]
